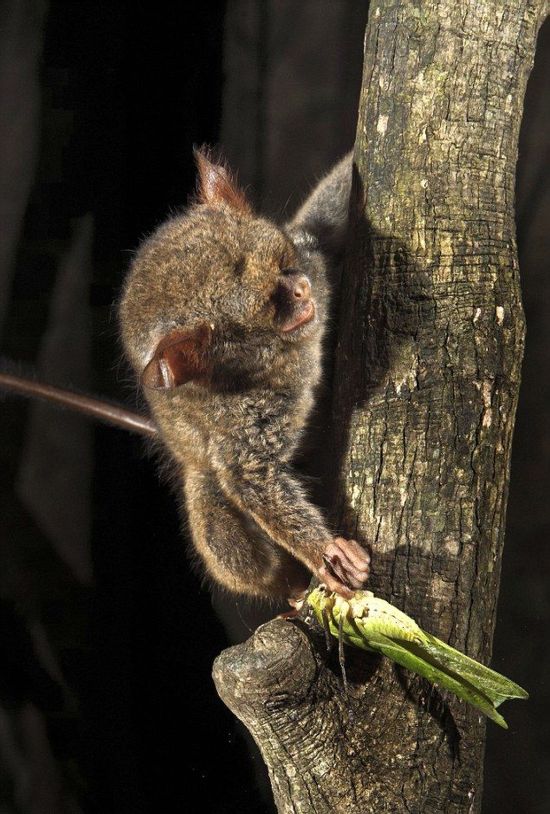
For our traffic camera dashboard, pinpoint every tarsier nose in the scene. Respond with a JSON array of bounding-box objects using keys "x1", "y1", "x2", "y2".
[{"x1": 293, "y1": 277, "x2": 311, "y2": 300}]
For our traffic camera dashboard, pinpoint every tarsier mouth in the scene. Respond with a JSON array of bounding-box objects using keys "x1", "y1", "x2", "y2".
[{"x1": 281, "y1": 299, "x2": 316, "y2": 333}]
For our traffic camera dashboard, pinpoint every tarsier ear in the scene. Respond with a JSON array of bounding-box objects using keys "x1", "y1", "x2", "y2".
[
  {"x1": 141, "y1": 324, "x2": 212, "y2": 390},
  {"x1": 288, "y1": 151, "x2": 353, "y2": 257},
  {"x1": 194, "y1": 146, "x2": 252, "y2": 215}
]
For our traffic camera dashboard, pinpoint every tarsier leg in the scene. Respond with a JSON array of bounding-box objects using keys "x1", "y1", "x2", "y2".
[{"x1": 184, "y1": 468, "x2": 310, "y2": 601}]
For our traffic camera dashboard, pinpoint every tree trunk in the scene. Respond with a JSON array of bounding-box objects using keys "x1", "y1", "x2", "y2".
[{"x1": 213, "y1": 2, "x2": 549, "y2": 812}]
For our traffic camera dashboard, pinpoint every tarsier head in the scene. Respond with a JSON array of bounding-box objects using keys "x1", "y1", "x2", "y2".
[{"x1": 119, "y1": 148, "x2": 329, "y2": 394}]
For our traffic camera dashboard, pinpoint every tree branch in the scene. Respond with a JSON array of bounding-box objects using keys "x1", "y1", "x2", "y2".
[{"x1": 213, "y1": 2, "x2": 549, "y2": 811}]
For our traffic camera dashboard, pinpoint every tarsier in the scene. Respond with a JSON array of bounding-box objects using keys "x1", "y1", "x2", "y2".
[{"x1": 119, "y1": 149, "x2": 371, "y2": 604}]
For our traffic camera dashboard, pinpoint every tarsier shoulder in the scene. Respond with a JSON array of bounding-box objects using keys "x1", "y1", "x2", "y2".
[{"x1": 119, "y1": 148, "x2": 370, "y2": 602}]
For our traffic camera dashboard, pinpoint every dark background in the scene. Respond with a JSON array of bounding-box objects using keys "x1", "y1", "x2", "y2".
[{"x1": 0, "y1": 1, "x2": 548, "y2": 812}]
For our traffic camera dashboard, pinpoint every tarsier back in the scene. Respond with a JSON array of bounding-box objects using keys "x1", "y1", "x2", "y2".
[{"x1": 119, "y1": 149, "x2": 370, "y2": 603}]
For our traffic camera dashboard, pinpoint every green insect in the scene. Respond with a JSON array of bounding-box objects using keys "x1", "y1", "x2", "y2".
[{"x1": 306, "y1": 586, "x2": 528, "y2": 728}]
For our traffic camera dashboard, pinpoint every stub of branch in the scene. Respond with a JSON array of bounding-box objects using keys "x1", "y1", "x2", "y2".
[
  {"x1": 213, "y1": 619, "x2": 364, "y2": 814},
  {"x1": 213, "y1": 616, "x2": 470, "y2": 814}
]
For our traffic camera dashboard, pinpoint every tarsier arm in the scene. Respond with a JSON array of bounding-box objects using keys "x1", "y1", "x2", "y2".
[
  {"x1": 211, "y1": 455, "x2": 370, "y2": 597},
  {"x1": 213, "y1": 457, "x2": 331, "y2": 565}
]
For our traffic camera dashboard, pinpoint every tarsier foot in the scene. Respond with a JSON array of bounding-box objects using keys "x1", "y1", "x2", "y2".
[
  {"x1": 278, "y1": 606, "x2": 301, "y2": 619},
  {"x1": 277, "y1": 590, "x2": 307, "y2": 619},
  {"x1": 288, "y1": 589, "x2": 307, "y2": 609},
  {"x1": 318, "y1": 537, "x2": 371, "y2": 598}
]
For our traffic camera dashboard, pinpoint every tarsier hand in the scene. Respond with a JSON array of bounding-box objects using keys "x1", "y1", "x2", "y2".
[{"x1": 319, "y1": 538, "x2": 371, "y2": 599}]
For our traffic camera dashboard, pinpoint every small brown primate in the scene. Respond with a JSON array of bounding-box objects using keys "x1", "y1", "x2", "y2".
[{"x1": 119, "y1": 149, "x2": 370, "y2": 603}]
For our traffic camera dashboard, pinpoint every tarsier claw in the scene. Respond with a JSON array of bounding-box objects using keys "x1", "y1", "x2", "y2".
[{"x1": 318, "y1": 537, "x2": 371, "y2": 598}]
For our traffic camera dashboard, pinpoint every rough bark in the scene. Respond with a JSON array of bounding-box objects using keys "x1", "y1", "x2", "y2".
[
  {"x1": 485, "y1": 18, "x2": 550, "y2": 810},
  {"x1": 213, "y1": 2, "x2": 549, "y2": 812}
]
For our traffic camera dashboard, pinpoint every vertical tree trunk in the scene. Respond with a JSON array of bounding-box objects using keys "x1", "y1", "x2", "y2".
[{"x1": 213, "y1": 2, "x2": 549, "y2": 812}]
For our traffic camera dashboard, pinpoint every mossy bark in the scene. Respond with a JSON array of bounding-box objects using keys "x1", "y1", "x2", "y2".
[{"x1": 213, "y1": 2, "x2": 549, "y2": 811}]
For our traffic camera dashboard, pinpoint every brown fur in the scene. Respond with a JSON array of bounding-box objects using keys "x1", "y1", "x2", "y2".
[{"x1": 119, "y1": 148, "x2": 369, "y2": 601}]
